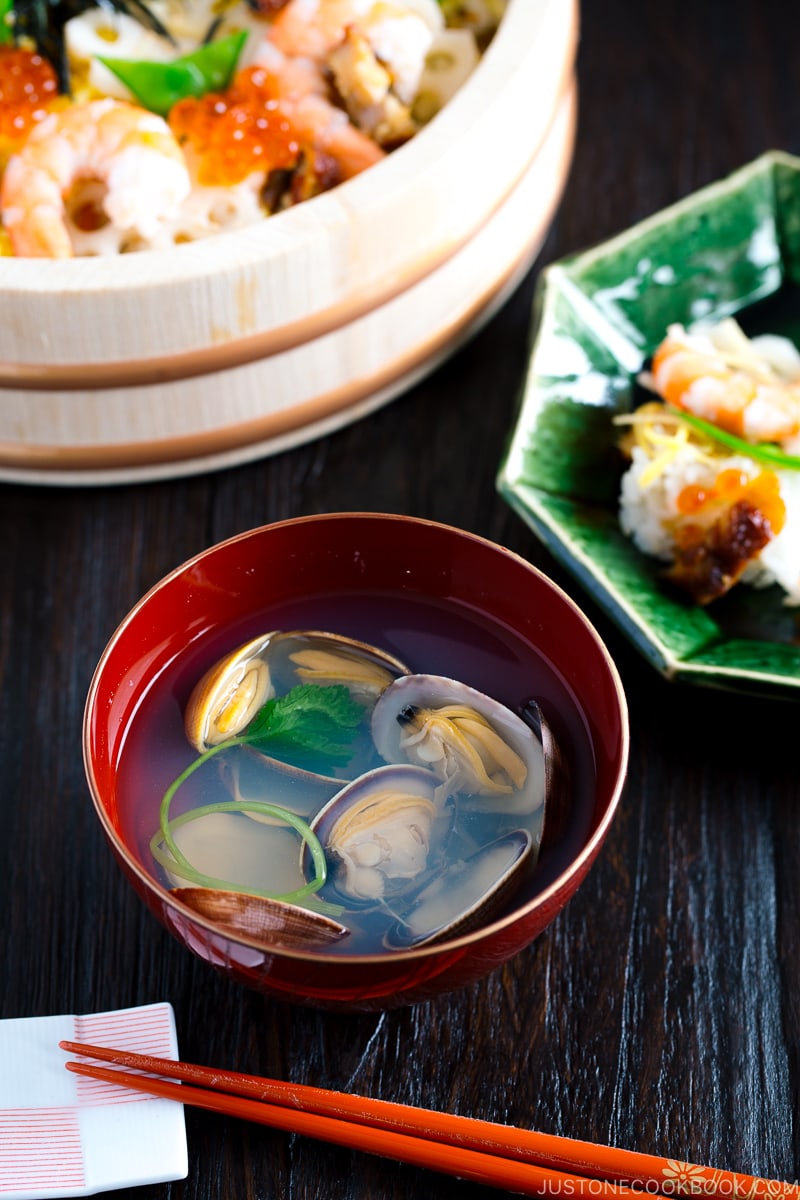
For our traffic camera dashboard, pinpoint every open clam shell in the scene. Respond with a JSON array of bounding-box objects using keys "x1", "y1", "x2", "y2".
[
  {"x1": 384, "y1": 828, "x2": 534, "y2": 949},
  {"x1": 371, "y1": 673, "x2": 546, "y2": 816},
  {"x1": 519, "y1": 698, "x2": 572, "y2": 852},
  {"x1": 219, "y1": 747, "x2": 343, "y2": 825},
  {"x1": 185, "y1": 629, "x2": 410, "y2": 754},
  {"x1": 185, "y1": 633, "x2": 277, "y2": 752},
  {"x1": 307, "y1": 764, "x2": 447, "y2": 904},
  {"x1": 265, "y1": 630, "x2": 411, "y2": 702},
  {"x1": 172, "y1": 887, "x2": 349, "y2": 949}
]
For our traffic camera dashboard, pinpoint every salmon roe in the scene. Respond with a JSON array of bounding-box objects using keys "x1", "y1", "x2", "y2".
[
  {"x1": 677, "y1": 467, "x2": 786, "y2": 534},
  {"x1": 0, "y1": 47, "x2": 59, "y2": 160},
  {"x1": 169, "y1": 67, "x2": 303, "y2": 187}
]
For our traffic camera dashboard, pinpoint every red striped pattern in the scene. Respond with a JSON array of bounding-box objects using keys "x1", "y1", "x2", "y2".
[
  {"x1": 0, "y1": 1107, "x2": 84, "y2": 1194},
  {"x1": 72, "y1": 1007, "x2": 176, "y2": 1107},
  {"x1": 0, "y1": 1004, "x2": 178, "y2": 1195}
]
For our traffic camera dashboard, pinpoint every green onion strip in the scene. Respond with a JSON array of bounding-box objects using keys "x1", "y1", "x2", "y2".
[
  {"x1": 153, "y1": 739, "x2": 330, "y2": 907},
  {"x1": 670, "y1": 407, "x2": 800, "y2": 471}
]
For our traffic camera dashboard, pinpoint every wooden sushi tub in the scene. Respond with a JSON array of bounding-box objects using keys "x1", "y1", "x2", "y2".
[{"x1": 0, "y1": 0, "x2": 579, "y2": 485}]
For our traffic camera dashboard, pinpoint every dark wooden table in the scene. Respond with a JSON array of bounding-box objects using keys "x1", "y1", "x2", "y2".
[{"x1": 3, "y1": 1, "x2": 800, "y2": 1196}]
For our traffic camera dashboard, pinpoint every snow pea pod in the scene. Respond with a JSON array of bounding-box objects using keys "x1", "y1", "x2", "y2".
[{"x1": 99, "y1": 29, "x2": 247, "y2": 117}]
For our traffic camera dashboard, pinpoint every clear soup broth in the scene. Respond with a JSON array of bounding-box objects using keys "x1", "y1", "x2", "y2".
[{"x1": 117, "y1": 589, "x2": 597, "y2": 956}]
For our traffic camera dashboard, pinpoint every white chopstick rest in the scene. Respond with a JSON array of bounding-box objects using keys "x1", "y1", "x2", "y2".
[{"x1": 0, "y1": 1003, "x2": 187, "y2": 1199}]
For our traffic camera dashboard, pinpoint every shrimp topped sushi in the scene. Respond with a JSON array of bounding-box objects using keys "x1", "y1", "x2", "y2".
[
  {"x1": 1, "y1": 97, "x2": 192, "y2": 257},
  {"x1": 649, "y1": 319, "x2": 800, "y2": 450},
  {"x1": 617, "y1": 318, "x2": 800, "y2": 607}
]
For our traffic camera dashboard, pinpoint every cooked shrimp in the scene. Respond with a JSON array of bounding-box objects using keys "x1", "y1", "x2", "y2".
[
  {"x1": 284, "y1": 91, "x2": 386, "y2": 175},
  {"x1": 265, "y1": 0, "x2": 437, "y2": 143},
  {"x1": 250, "y1": 48, "x2": 386, "y2": 177},
  {"x1": 0, "y1": 97, "x2": 191, "y2": 258},
  {"x1": 251, "y1": 38, "x2": 330, "y2": 99},
  {"x1": 648, "y1": 320, "x2": 800, "y2": 448},
  {"x1": 266, "y1": 0, "x2": 373, "y2": 60}
]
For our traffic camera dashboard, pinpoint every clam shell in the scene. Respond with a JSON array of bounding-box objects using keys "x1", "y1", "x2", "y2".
[
  {"x1": 384, "y1": 828, "x2": 533, "y2": 949},
  {"x1": 308, "y1": 764, "x2": 445, "y2": 903},
  {"x1": 371, "y1": 673, "x2": 545, "y2": 815},
  {"x1": 519, "y1": 699, "x2": 572, "y2": 852},
  {"x1": 185, "y1": 633, "x2": 277, "y2": 751},
  {"x1": 172, "y1": 887, "x2": 349, "y2": 949},
  {"x1": 266, "y1": 630, "x2": 411, "y2": 701},
  {"x1": 219, "y1": 746, "x2": 343, "y2": 825},
  {"x1": 184, "y1": 630, "x2": 410, "y2": 754}
]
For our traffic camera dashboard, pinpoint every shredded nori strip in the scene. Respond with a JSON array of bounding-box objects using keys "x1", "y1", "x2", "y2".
[
  {"x1": 8, "y1": 0, "x2": 176, "y2": 90},
  {"x1": 9, "y1": 0, "x2": 70, "y2": 84}
]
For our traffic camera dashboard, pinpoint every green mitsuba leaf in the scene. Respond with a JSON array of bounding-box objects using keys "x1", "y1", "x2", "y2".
[{"x1": 244, "y1": 683, "x2": 365, "y2": 767}]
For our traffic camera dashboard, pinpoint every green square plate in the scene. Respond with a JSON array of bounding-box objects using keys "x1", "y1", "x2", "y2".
[{"x1": 498, "y1": 150, "x2": 800, "y2": 698}]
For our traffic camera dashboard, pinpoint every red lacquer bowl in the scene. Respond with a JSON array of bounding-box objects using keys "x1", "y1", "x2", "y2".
[{"x1": 83, "y1": 513, "x2": 629, "y2": 1011}]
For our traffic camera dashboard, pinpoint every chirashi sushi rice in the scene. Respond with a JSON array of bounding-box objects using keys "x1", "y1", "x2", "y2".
[{"x1": 0, "y1": 0, "x2": 507, "y2": 256}]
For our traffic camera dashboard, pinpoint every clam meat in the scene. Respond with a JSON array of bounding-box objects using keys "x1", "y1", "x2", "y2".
[
  {"x1": 371, "y1": 674, "x2": 545, "y2": 815},
  {"x1": 308, "y1": 764, "x2": 446, "y2": 902},
  {"x1": 265, "y1": 630, "x2": 409, "y2": 702},
  {"x1": 185, "y1": 633, "x2": 277, "y2": 751}
]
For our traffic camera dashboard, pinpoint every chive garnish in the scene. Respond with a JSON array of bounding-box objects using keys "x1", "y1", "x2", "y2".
[{"x1": 672, "y1": 408, "x2": 800, "y2": 471}]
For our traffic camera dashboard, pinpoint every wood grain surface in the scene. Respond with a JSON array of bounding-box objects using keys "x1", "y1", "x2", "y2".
[{"x1": 2, "y1": 2, "x2": 800, "y2": 1198}]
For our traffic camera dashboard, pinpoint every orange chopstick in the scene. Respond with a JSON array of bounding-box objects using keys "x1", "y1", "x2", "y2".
[
  {"x1": 63, "y1": 1053, "x2": 637, "y2": 1198},
  {"x1": 60, "y1": 1041, "x2": 797, "y2": 1200}
]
